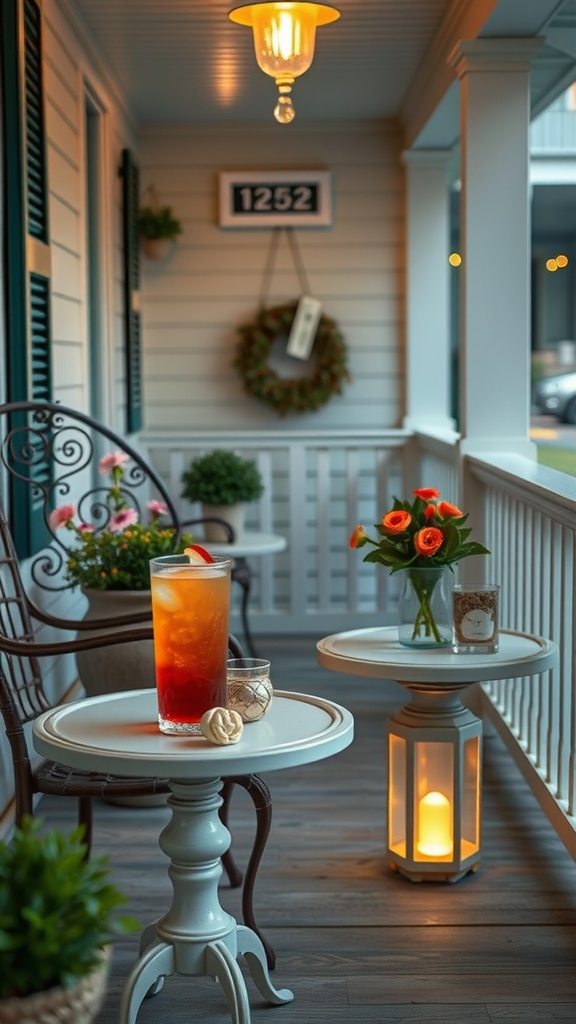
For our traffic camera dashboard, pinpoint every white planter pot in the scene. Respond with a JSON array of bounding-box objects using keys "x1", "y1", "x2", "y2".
[
  {"x1": 75, "y1": 589, "x2": 165, "y2": 806},
  {"x1": 76, "y1": 588, "x2": 155, "y2": 698},
  {"x1": 201, "y1": 502, "x2": 245, "y2": 542}
]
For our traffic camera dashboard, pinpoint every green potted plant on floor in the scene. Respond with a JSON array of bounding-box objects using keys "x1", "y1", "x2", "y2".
[
  {"x1": 0, "y1": 816, "x2": 137, "y2": 1023},
  {"x1": 181, "y1": 449, "x2": 264, "y2": 542}
]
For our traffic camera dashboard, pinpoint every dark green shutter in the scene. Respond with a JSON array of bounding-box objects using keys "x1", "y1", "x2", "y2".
[
  {"x1": 1, "y1": 0, "x2": 52, "y2": 556},
  {"x1": 30, "y1": 274, "x2": 51, "y2": 400},
  {"x1": 23, "y1": 0, "x2": 48, "y2": 244},
  {"x1": 2, "y1": 0, "x2": 29, "y2": 404},
  {"x1": 121, "y1": 149, "x2": 142, "y2": 433}
]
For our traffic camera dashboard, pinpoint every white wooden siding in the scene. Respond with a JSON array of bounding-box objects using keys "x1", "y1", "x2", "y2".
[
  {"x1": 0, "y1": 0, "x2": 140, "y2": 826},
  {"x1": 44, "y1": 0, "x2": 137, "y2": 420},
  {"x1": 138, "y1": 123, "x2": 405, "y2": 433}
]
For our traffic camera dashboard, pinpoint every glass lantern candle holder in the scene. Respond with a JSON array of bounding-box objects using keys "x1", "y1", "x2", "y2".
[{"x1": 387, "y1": 683, "x2": 482, "y2": 883}]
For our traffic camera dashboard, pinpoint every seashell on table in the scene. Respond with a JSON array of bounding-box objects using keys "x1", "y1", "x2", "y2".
[{"x1": 200, "y1": 707, "x2": 244, "y2": 744}]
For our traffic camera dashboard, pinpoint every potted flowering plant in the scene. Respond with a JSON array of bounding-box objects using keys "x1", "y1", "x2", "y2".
[
  {"x1": 49, "y1": 452, "x2": 192, "y2": 704},
  {"x1": 350, "y1": 487, "x2": 490, "y2": 647},
  {"x1": 49, "y1": 451, "x2": 190, "y2": 591}
]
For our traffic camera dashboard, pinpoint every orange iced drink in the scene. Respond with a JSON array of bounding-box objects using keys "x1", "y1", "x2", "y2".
[{"x1": 150, "y1": 554, "x2": 231, "y2": 734}]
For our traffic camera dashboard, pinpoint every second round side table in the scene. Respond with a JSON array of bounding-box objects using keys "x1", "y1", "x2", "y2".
[{"x1": 317, "y1": 627, "x2": 557, "y2": 882}]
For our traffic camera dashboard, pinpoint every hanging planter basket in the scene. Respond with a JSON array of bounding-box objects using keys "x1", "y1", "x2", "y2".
[
  {"x1": 141, "y1": 237, "x2": 170, "y2": 261},
  {"x1": 233, "y1": 300, "x2": 350, "y2": 417},
  {"x1": 138, "y1": 184, "x2": 182, "y2": 260}
]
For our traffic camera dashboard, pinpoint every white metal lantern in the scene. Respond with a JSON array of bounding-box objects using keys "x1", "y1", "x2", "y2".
[{"x1": 387, "y1": 684, "x2": 482, "y2": 883}]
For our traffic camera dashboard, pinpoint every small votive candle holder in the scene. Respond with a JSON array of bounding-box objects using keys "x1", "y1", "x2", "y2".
[
  {"x1": 227, "y1": 658, "x2": 273, "y2": 722},
  {"x1": 452, "y1": 583, "x2": 500, "y2": 654}
]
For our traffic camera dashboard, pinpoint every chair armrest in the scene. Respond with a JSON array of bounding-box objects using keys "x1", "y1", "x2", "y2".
[
  {"x1": 25, "y1": 595, "x2": 151, "y2": 632},
  {"x1": 0, "y1": 627, "x2": 244, "y2": 660},
  {"x1": 0, "y1": 625, "x2": 154, "y2": 659}
]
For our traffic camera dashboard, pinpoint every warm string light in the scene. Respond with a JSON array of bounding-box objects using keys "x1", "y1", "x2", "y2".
[
  {"x1": 546, "y1": 254, "x2": 569, "y2": 272},
  {"x1": 229, "y1": 2, "x2": 341, "y2": 123},
  {"x1": 450, "y1": 253, "x2": 570, "y2": 273}
]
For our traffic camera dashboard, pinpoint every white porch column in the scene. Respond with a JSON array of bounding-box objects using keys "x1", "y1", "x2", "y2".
[
  {"x1": 402, "y1": 149, "x2": 455, "y2": 435},
  {"x1": 450, "y1": 38, "x2": 542, "y2": 457}
]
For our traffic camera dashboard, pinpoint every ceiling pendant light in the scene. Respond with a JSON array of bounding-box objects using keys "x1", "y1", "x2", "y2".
[{"x1": 229, "y1": 2, "x2": 341, "y2": 124}]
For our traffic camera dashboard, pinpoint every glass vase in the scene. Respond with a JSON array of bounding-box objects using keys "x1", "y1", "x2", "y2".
[{"x1": 397, "y1": 566, "x2": 452, "y2": 648}]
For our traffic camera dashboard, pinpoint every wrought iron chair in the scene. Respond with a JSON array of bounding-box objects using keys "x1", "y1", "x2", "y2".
[{"x1": 0, "y1": 400, "x2": 275, "y2": 968}]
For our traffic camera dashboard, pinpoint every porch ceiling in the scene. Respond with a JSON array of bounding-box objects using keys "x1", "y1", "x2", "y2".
[{"x1": 65, "y1": 0, "x2": 576, "y2": 135}]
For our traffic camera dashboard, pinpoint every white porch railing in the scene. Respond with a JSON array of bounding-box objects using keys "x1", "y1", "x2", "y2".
[
  {"x1": 142, "y1": 429, "x2": 412, "y2": 636},
  {"x1": 411, "y1": 433, "x2": 576, "y2": 862},
  {"x1": 467, "y1": 452, "x2": 576, "y2": 859}
]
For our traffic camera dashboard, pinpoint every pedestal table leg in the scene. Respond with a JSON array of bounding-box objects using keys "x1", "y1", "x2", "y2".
[{"x1": 119, "y1": 777, "x2": 293, "y2": 1024}]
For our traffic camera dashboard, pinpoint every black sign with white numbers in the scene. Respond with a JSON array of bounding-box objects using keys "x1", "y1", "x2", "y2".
[
  {"x1": 219, "y1": 171, "x2": 332, "y2": 228},
  {"x1": 232, "y1": 181, "x2": 319, "y2": 216}
]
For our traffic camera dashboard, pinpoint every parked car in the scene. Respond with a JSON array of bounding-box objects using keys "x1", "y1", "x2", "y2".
[{"x1": 533, "y1": 371, "x2": 576, "y2": 424}]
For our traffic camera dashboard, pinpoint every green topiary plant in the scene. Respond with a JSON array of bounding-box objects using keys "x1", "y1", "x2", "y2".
[
  {"x1": 181, "y1": 450, "x2": 264, "y2": 507},
  {"x1": 138, "y1": 203, "x2": 182, "y2": 241},
  {"x1": 0, "y1": 816, "x2": 137, "y2": 1000}
]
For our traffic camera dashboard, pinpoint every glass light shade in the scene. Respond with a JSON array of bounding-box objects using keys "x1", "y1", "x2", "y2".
[
  {"x1": 229, "y1": 2, "x2": 340, "y2": 123},
  {"x1": 250, "y1": 4, "x2": 317, "y2": 82}
]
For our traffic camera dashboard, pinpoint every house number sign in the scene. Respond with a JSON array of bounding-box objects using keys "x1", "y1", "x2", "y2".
[{"x1": 218, "y1": 170, "x2": 333, "y2": 228}]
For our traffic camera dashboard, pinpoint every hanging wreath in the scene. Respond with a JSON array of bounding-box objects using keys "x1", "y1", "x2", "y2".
[{"x1": 233, "y1": 301, "x2": 351, "y2": 417}]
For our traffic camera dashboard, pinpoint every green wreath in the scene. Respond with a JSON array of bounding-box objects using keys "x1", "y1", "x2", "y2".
[{"x1": 233, "y1": 301, "x2": 351, "y2": 417}]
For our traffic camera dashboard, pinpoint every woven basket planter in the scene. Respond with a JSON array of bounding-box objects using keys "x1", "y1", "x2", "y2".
[{"x1": 0, "y1": 947, "x2": 110, "y2": 1024}]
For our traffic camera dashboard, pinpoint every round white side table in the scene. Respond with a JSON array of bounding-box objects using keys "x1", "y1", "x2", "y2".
[
  {"x1": 33, "y1": 687, "x2": 353, "y2": 1024},
  {"x1": 317, "y1": 627, "x2": 557, "y2": 882}
]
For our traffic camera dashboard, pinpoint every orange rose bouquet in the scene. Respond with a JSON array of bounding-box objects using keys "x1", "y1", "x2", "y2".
[{"x1": 350, "y1": 488, "x2": 489, "y2": 644}]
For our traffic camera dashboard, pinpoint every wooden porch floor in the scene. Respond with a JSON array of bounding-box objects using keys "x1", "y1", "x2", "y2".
[{"x1": 43, "y1": 635, "x2": 576, "y2": 1023}]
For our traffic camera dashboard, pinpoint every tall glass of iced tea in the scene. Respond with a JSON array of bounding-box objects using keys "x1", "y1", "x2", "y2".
[{"x1": 149, "y1": 553, "x2": 231, "y2": 734}]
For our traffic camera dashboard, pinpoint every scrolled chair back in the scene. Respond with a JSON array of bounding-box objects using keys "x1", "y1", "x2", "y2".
[{"x1": 0, "y1": 400, "x2": 180, "y2": 593}]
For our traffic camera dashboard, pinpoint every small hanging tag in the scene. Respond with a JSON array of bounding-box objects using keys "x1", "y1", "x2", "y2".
[{"x1": 286, "y1": 296, "x2": 322, "y2": 360}]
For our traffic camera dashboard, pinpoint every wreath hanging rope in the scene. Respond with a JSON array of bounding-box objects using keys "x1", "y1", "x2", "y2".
[{"x1": 233, "y1": 300, "x2": 351, "y2": 417}]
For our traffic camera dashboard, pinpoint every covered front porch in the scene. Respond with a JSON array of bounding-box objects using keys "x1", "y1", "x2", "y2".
[{"x1": 2, "y1": 0, "x2": 576, "y2": 1013}]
